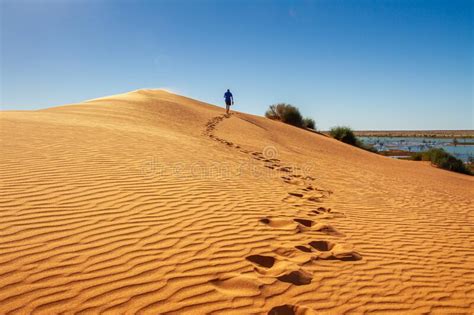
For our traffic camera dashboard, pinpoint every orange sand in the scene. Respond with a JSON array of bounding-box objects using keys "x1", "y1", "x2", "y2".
[{"x1": 1, "y1": 89, "x2": 473, "y2": 314}]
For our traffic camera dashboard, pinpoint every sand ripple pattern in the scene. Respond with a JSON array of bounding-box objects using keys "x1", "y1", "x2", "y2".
[
  {"x1": 1, "y1": 90, "x2": 473, "y2": 314},
  {"x1": 204, "y1": 114, "x2": 364, "y2": 313}
]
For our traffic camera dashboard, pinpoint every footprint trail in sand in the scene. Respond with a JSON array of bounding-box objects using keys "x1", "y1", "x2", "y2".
[
  {"x1": 204, "y1": 113, "x2": 362, "y2": 312},
  {"x1": 2, "y1": 91, "x2": 472, "y2": 314}
]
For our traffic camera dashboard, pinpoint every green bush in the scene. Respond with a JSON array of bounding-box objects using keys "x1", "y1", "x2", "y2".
[
  {"x1": 410, "y1": 148, "x2": 471, "y2": 175},
  {"x1": 303, "y1": 117, "x2": 316, "y2": 129},
  {"x1": 411, "y1": 152, "x2": 423, "y2": 161},
  {"x1": 329, "y1": 125, "x2": 379, "y2": 154},
  {"x1": 329, "y1": 126, "x2": 357, "y2": 146},
  {"x1": 264, "y1": 103, "x2": 284, "y2": 120},
  {"x1": 265, "y1": 103, "x2": 304, "y2": 127}
]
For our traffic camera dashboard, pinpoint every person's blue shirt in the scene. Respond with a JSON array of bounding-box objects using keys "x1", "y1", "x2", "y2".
[{"x1": 224, "y1": 91, "x2": 233, "y2": 102}]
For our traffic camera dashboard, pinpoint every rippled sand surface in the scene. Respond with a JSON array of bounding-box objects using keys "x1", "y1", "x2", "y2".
[{"x1": 1, "y1": 90, "x2": 473, "y2": 314}]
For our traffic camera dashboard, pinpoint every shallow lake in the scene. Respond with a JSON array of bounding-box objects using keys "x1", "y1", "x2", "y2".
[{"x1": 359, "y1": 137, "x2": 474, "y2": 162}]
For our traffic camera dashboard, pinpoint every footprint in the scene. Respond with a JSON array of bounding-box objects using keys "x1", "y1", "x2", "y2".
[
  {"x1": 330, "y1": 252, "x2": 362, "y2": 261},
  {"x1": 210, "y1": 274, "x2": 262, "y2": 297},
  {"x1": 310, "y1": 207, "x2": 345, "y2": 219},
  {"x1": 285, "y1": 191, "x2": 329, "y2": 204},
  {"x1": 268, "y1": 304, "x2": 316, "y2": 315},
  {"x1": 246, "y1": 255, "x2": 276, "y2": 268},
  {"x1": 276, "y1": 270, "x2": 312, "y2": 286},
  {"x1": 283, "y1": 178, "x2": 306, "y2": 186},
  {"x1": 260, "y1": 218, "x2": 271, "y2": 224},
  {"x1": 309, "y1": 240, "x2": 334, "y2": 251},
  {"x1": 307, "y1": 196, "x2": 322, "y2": 202},
  {"x1": 264, "y1": 159, "x2": 281, "y2": 166},
  {"x1": 312, "y1": 207, "x2": 331, "y2": 214},
  {"x1": 295, "y1": 245, "x2": 312, "y2": 253},
  {"x1": 288, "y1": 192, "x2": 304, "y2": 198},
  {"x1": 246, "y1": 251, "x2": 313, "y2": 286},
  {"x1": 293, "y1": 218, "x2": 313, "y2": 227},
  {"x1": 274, "y1": 246, "x2": 313, "y2": 264},
  {"x1": 313, "y1": 223, "x2": 344, "y2": 236},
  {"x1": 307, "y1": 242, "x2": 362, "y2": 261},
  {"x1": 260, "y1": 217, "x2": 315, "y2": 232},
  {"x1": 329, "y1": 245, "x2": 362, "y2": 261},
  {"x1": 261, "y1": 217, "x2": 335, "y2": 235},
  {"x1": 259, "y1": 217, "x2": 295, "y2": 229}
]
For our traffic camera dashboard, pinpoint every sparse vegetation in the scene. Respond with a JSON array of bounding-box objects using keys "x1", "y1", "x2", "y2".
[
  {"x1": 329, "y1": 127, "x2": 471, "y2": 175},
  {"x1": 265, "y1": 103, "x2": 316, "y2": 130},
  {"x1": 302, "y1": 117, "x2": 316, "y2": 130},
  {"x1": 411, "y1": 148, "x2": 472, "y2": 175},
  {"x1": 265, "y1": 103, "x2": 303, "y2": 127},
  {"x1": 468, "y1": 157, "x2": 474, "y2": 173},
  {"x1": 329, "y1": 126, "x2": 378, "y2": 153},
  {"x1": 329, "y1": 126, "x2": 357, "y2": 145}
]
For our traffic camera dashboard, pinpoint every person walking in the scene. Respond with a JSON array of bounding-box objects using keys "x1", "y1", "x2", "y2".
[{"x1": 224, "y1": 89, "x2": 234, "y2": 114}]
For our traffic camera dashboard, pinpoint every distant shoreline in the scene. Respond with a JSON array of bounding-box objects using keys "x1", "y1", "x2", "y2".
[{"x1": 349, "y1": 130, "x2": 474, "y2": 138}]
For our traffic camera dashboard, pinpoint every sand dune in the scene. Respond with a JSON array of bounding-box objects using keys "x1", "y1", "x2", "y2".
[{"x1": 1, "y1": 89, "x2": 473, "y2": 314}]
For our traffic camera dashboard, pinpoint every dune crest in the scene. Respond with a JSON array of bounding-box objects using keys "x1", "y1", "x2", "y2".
[{"x1": 1, "y1": 90, "x2": 473, "y2": 314}]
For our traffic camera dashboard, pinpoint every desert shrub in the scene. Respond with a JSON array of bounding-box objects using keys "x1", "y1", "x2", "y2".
[
  {"x1": 303, "y1": 117, "x2": 316, "y2": 129},
  {"x1": 468, "y1": 157, "x2": 474, "y2": 173},
  {"x1": 410, "y1": 148, "x2": 471, "y2": 175},
  {"x1": 265, "y1": 103, "x2": 304, "y2": 127},
  {"x1": 264, "y1": 103, "x2": 285, "y2": 120},
  {"x1": 329, "y1": 126, "x2": 379, "y2": 154},
  {"x1": 411, "y1": 152, "x2": 423, "y2": 161},
  {"x1": 283, "y1": 107, "x2": 304, "y2": 127},
  {"x1": 329, "y1": 126, "x2": 357, "y2": 146}
]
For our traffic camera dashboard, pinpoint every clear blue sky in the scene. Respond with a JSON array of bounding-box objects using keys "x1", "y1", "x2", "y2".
[{"x1": 1, "y1": 0, "x2": 472, "y2": 130}]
